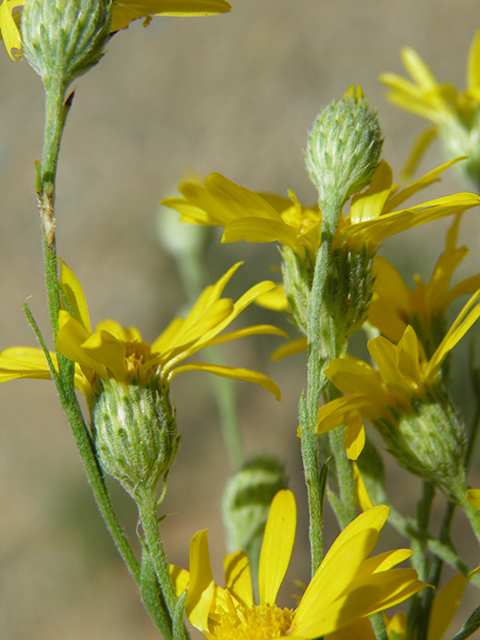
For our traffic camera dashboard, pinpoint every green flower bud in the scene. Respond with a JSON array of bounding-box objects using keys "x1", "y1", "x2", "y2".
[
  {"x1": 375, "y1": 392, "x2": 466, "y2": 496},
  {"x1": 305, "y1": 87, "x2": 383, "y2": 227},
  {"x1": 280, "y1": 245, "x2": 312, "y2": 335},
  {"x1": 222, "y1": 454, "x2": 288, "y2": 587},
  {"x1": 324, "y1": 243, "x2": 374, "y2": 345},
  {"x1": 94, "y1": 379, "x2": 180, "y2": 500},
  {"x1": 22, "y1": 0, "x2": 112, "y2": 89}
]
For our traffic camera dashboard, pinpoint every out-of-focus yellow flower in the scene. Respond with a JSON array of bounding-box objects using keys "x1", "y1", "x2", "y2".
[
  {"x1": 0, "y1": 0, "x2": 231, "y2": 61},
  {"x1": 0, "y1": 260, "x2": 285, "y2": 403},
  {"x1": 467, "y1": 488, "x2": 480, "y2": 510},
  {"x1": 316, "y1": 289, "x2": 480, "y2": 461},
  {"x1": 369, "y1": 214, "x2": 480, "y2": 358},
  {"x1": 163, "y1": 159, "x2": 480, "y2": 263},
  {"x1": 380, "y1": 30, "x2": 480, "y2": 188},
  {"x1": 326, "y1": 573, "x2": 466, "y2": 640},
  {"x1": 171, "y1": 490, "x2": 425, "y2": 639}
]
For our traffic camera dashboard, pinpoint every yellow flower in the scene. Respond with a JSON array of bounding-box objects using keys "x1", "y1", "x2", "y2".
[
  {"x1": 326, "y1": 573, "x2": 466, "y2": 640},
  {"x1": 316, "y1": 289, "x2": 480, "y2": 462},
  {"x1": 380, "y1": 30, "x2": 480, "y2": 187},
  {"x1": 369, "y1": 214, "x2": 480, "y2": 358},
  {"x1": 0, "y1": 0, "x2": 231, "y2": 61},
  {"x1": 170, "y1": 490, "x2": 425, "y2": 639},
  {"x1": 163, "y1": 159, "x2": 480, "y2": 263},
  {"x1": 0, "y1": 260, "x2": 285, "y2": 403}
]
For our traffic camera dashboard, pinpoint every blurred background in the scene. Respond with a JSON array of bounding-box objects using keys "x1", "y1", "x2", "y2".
[{"x1": 1, "y1": 1, "x2": 480, "y2": 638}]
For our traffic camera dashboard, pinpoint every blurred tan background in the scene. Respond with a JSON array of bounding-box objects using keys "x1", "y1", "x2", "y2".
[{"x1": 1, "y1": 1, "x2": 480, "y2": 638}]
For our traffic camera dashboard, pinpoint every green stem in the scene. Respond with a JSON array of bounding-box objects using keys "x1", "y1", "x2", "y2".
[
  {"x1": 301, "y1": 218, "x2": 339, "y2": 574},
  {"x1": 417, "y1": 500, "x2": 456, "y2": 640},
  {"x1": 61, "y1": 389, "x2": 141, "y2": 582},
  {"x1": 39, "y1": 79, "x2": 71, "y2": 343},
  {"x1": 406, "y1": 481, "x2": 435, "y2": 640},
  {"x1": 137, "y1": 486, "x2": 190, "y2": 640},
  {"x1": 36, "y1": 78, "x2": 143, "y2": 596}
]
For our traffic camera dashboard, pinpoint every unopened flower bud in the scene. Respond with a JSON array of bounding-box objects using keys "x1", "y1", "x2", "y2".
[
  {"x1": 305, "y1": 87, "x2": 383, "y2": 227},
  {"x1": 94, "y1": 379, "x2": 180, "y2": 499},
  {"x1": 377, "y1": 393, "x2": 466, "y2": 496},
  {"x1": 222, "y1": 455, "x2": 288, "y2": 582},
  {"x1": 324, "y1": 243, "x2": 375, "y2": 343},
  {"x1": 22, "y1": 0, "x2": 112, "y2": 89}
]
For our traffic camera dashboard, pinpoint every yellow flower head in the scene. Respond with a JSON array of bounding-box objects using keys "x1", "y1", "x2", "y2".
[
  {"x1": 369, "y1": 214, "x2": 480, "y2": 358},
  {"x1": 0, "y1": 0, "x2": 231, "y2": 61},
  {"x1": 380, "y1": 30, "x2": 480, "y2": 188},
  {"x1": 163, "y1": 160, "x2": 480, "y2": 265},
  {"x1": 0, "y1": 260, "x2": 285, "y2": 404},
  {"x1": 171, "y1": 490, "x2": 425, "y2": 639}
]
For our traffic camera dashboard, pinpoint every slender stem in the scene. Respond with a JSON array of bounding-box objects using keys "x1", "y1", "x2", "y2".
[
  {"x1": 300, "y1": 216, "x2": 339, "y2": 574},
  {"x1": 137, "y1": 486, "x2": 190, "y2": 640},
  {"x1": 36, "y1": 79, "x2": 143, "y2": 589},
  {"x1": 416, "y1": 500, "x2": 456, "y2": 640},
  {"x1": 406, "y1": 481, "x2": 435, "y2": 640}
]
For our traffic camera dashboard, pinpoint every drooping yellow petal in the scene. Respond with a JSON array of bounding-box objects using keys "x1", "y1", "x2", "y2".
[
  {"x1": 400, "y1": 126, "x2": 439, "y2": 183},
  {"x1": 170, "y1": 362, "x2": 282, "y2": 400},
  {"x1": 223, "y1": 551, "x2": 253, "y2": 608},
  {"x1": 258, "y1": 489, "x2": 296, "y2": 606},
  {"x1": 185, "y1": 529, "x2": 216, "y2": 634}
]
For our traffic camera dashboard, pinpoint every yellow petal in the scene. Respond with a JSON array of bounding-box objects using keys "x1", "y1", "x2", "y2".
[
  {"x1": 258, "y1": 490, "x2": 296, "y2": 605},
  {"x1": 466, "y1": 489, "x2": 480, "y2": 511},
  {"x1": 170, "y1": 362, "x2": 282, "y2": 400},
  {"x1": 350, "y1": 161, "x2": 392, "y2": 224},
  {"x1": 59, "y1": 260, "x2": 93, "y2": 335},
  {"x1": 82, "y1": 329, "x2": 128, "y2": 382},
  {"x1": 428, "y1": 574, "x2": 466, "y2": 640},
  {"x1": 298, "y1": 569, "x2": 425, "y2": 637},
  {"x1": 223, "y1": 217, "x2": 300, "y2": 246},
  {"x1": 426, "y1": 289, "x2": 480, "y2": 381},
  {"x1": 467, "y1": 29, "x2": 480, "y2": 91},
  {"x1": 205, "y1": 172, "x2": 281, "y2": 222},
  {"x1": 0, "y1": 0, "x2": 22, "y2": 61},
  {"x1": 0, "y1": 346, "x2": 53, "y2": 381},
  {"x1": 170, "y1": 564, "x2": 190, "y2": 597},
  {"x1": 295, "y1": 528, "x2": 382, "y2": 635},
  {"x1": 185, "y1": 529, "x2": 215, "y2": 634},
  {"x1": 223, "y1": 551, "x2": 253, "y2": 608},
  {"x1": 111, "y1": 0, "x2": 231, "y2": 31},
  {"x1": 57, "y1": 311, "x2": 107, "y2": 380},
  {"x1": 400, "y1": 126, "x2": 439, "y2": 183},
  {"x1": 352, "y1": 462, "x2": 374, "y2": 511},
  {"x1": 343, "y1": 411, "x2": 365, "y2": 460},
  {"x1": 270, "y1": 337, "x2": 308, "y2": 361}
]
